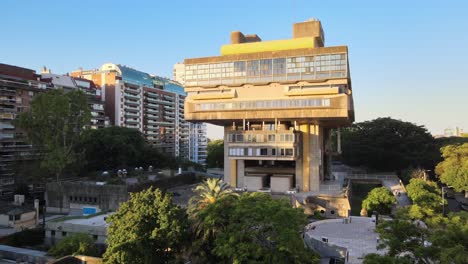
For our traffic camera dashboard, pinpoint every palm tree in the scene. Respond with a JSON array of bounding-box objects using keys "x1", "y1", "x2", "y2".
[
  {"x1": 189, "y1": 178, "x2": 236, "y2": 212},
  {"x1": 187, "y1": 178, "x2": 237, "y2": 262}
]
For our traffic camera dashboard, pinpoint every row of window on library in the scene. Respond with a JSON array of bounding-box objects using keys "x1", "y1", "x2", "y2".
[
  {"x1": 185, "y1": 54, "x2": 347, "y2": 80},
  {"x1": 228, "y1": 147, "x2": 297, "y2": 157},
  {"x1": 196, "y1": 98, "x2": 330, "y2": 111},
  {"x1": 227, "y1": 133, "x2": 295, "y2": 143}
]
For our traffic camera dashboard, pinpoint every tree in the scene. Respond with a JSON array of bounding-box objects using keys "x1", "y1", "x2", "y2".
[
  {"x1": 399, "y1": 167, "x2": 427, "y2": 185},
  {"x1": 363, "y1": 253, "x2": 412, "y2": 264},
  {"x1": 375, "y1": 219, "x2": 429, "y2": 262},
  {"x1": 206, "y1": 140, "x2": 224, "y2": 168},
  {"x1": 189, "y1": 178, "x2": 236, "y2": 212},
  {"x1": 76, "y1": 126, "x2": 177, "y2": 173},
  {"x1": 406, "y1": 178, "x2": 442, "y2": 218},
  {"x1": 76, "y1": 127, "x2": 146, "y2": 172},
  {"x1": 15, "y1": 89, "x2": 90, "y2": 181},
  {"x1": 426, "y1": 212, "x2": 468, "y2": 263},
  {"x1": 374, "y1": 210, "x2": 468, "y2": 263},
  {"x1": 48, "y1": 233, "x2": 98, "y2": 258},
  {"x1": 212, "y1": 193, "x2": 319, "y2": 264},
  {"x1": 103, "y1": 187, "x2": 187, "y2": 263},
  {"x1": 189, "y1": 195, "x2": 236, "y2": 263},
  {"x1": 435, "y1": 143, "x2": 468, "y2": 196},
  {"x1": 340, "y1": 118, "x2": 436, "y2": 171},
  {"x1": 362, "y1": 187, "x2": 397, "y2": 215},
  {"x1": 187, "y1": 178, "x2": 238, "y2": 263}
]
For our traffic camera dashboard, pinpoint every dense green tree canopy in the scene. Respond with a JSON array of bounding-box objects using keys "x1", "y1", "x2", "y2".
[
  {"x1": 340, "y1": 118, "x2": 436, "y2": 171},
  {"x1": 363, "y1": 253, "x2": 412, "y2": 264},
  {"x1": 435, "y1": 143, "x2": 468, "y2": 194},
  {"x1": 77, "y1": 126, "x2": 145, "y2": 171},
  {"x1": 375, "y1": 219, "x2": 429, "y2": 262},
  {"x1": 372, "y1": 211, "x2": 468, "y2": 263},
  {"x1": 361, "y1": 187, "x2": 397, "y2": 215},
  {"x1": 406, "y1": 178, "x2": 442, "y2": 214},
  {"x1": 48, "y1": 233, "x2": 98, "y2": 258},
  {"x1": 77, "y1": 126, "x2": 174, "y2": 172},
  {"x1": 206, "y1": 140, "x2": 224, "y2": 168},
  {"x1": 212, "y1": 193, "x2": 319, "y2": 264},
  {"x1": 189, "y1": 190, "x2": 319, "y2": 264},
  {"x1": 16, "y1": 89, "x2": 91, "y2": 180},
  {"x1": 103, "y1": 187, "x2": 187, "y2": 263}
]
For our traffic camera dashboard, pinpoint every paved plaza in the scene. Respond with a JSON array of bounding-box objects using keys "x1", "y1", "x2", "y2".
[{"x1": 305, "y1": 217, "x2": 386, "y2": 263}]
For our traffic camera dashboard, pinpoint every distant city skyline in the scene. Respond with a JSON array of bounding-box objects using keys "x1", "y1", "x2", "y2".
[{"x1": 1, "y1": 0, "x2": 467, "y2": 138}]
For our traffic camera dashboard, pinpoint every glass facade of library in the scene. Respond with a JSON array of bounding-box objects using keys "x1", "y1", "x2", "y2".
[{"x1": 185, "y1": 53, "x2": 348, "y2": 86}]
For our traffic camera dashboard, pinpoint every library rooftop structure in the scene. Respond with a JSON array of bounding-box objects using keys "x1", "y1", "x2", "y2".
[{"x1": 183, "y1": 19, "x2": 354, "y2": 196}]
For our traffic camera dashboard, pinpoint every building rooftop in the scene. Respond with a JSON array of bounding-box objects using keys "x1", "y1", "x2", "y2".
[
  {"x1": 0, "y1": 202, "x2": 35, "y2": 216},
  {"x1": 117, "y1": 64, "x2": 154, "y2": 87},
  {"x1": 53, "y1": 213, "x2": 111, "y2": 228}
]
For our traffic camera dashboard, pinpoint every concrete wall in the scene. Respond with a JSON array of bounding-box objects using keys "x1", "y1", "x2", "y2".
[
  {"x1": 12, "y1": 211, "x2": 36, "y2": 230},
  {"x1": 304, "y1": 232, "x2": 347, "y2": 260},
  {"x1": 0, "y1": 214, "x2": 8, "y2": 226},
  {"x1": 45, "y1": 182, "x2": 128, "y2": 214},
  {"x1": 304, "y1": 195, "x2": 351, "y2": 218},
  {"x1": 45, "y1": 222, "x2": 107, "y2": 245},
  {"x1": 271, "y1": 176, "x2": 292, "y2": 193},
  {"x1": 244, "y1": 176, "x2": 263, "y2": 191}
]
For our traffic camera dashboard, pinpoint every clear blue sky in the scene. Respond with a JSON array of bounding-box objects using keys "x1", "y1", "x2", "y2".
[{"x1": 1, "y1": 0, "x2": 467, "y2": 139}]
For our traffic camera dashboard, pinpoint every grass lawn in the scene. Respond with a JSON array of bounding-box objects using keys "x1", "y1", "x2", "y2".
[{"x1": 350, "y1": 182, "x2": 382, "y2": 216}]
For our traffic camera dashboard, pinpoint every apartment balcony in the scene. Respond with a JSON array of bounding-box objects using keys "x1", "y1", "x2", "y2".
[
  {"x1": 125, "y1": 119, "x2": 140, "y2": 125},
  {"x1": 145, "y1": 131, "x2": 159, "y2": 136},
  {"x1": 124, "y1": 100, "x2": 140, "y2": 107},
  {"x1": 146, "y1": 97, "x2": 160, "y2": 104},
  {"x1": 147, "y1": 120, "x2": 159, "y2": 125},
  {"x1": 146, "y1": 108, "x2": 159, "y2": 114},
  {"x1": 0, "y1": 113, "x2": 15, "y2": 120},
  {"x1": 125, "y1": 87, "x2": 140, "y2": 95},
  {"x1": 146, "y1": 102, "x2": 160, "y2": 108},
  {"x1": 125, "y1": 112, "x2": 140, "y2": 118},
  {"x1": 164, "y1": 105, "x2": 174, "y2": 110},
  {"x1": 125, "y1": 105, "x2": 140, "y2": 112},
  {"x1": 145, "y1": 115, "x2": 159, "y2": 121},
  {"x1": 155, "y1": 121, "x2": 174, "y2": 126},
  {"x1": 145, "y1": 126, "x2": 159, "y2": 131},
  {"x1": 124, "y1": 93, "x2": 140, "y2": 100},
  {"x1": 0, "y1": 97, "x2": 16, "y2": 105},
  {"x1": 160, "y1": 100, "x2": 173, "y2": 106}
]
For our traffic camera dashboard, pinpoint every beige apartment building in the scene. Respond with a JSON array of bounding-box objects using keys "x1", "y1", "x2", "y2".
[{"x1": 183, "y1": 19, "x2": 354, "y2": 195}]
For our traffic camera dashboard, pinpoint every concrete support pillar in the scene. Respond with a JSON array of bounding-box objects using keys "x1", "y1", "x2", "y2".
[
  {"x1": 230, "y1": 160, "x2": 237, "y2": 187},
  {"x1": 309, "y1": 124, "x2": 321, "y2": 192},
  {"x1": 300, "y1": 123, "x2": 322, "y2": 192},
  {"x1": 223, "y1": 126, "x2": 232, "y2": 186},
  {"x1": 237, "y1": 159, "x2": 245, "y2": 188},
  {"x1": 295, "y1": 158, "x2": 303, "y2": 191},
  {"x1": 300, "y1": 124, "x2": 310, "y2": 191}
]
